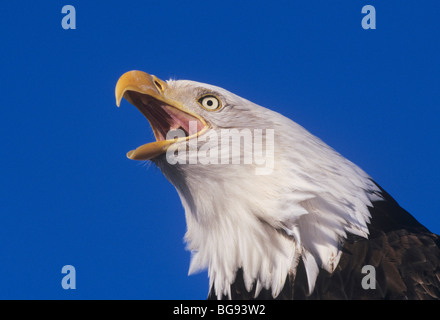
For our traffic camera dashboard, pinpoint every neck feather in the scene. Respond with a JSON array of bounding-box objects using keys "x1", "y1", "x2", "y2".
[{"x1": 154, "y1": 118, "x2": 381, "y2": 298}]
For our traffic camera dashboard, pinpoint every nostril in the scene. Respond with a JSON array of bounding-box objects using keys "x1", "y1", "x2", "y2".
[{"x1": 154, "y1": 80, "x2": 163, "y2": 92}]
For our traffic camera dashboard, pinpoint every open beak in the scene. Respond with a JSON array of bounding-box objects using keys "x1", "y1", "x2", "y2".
[{"x1": 115, "y1": 70, "x2": 207, "y2": 160}]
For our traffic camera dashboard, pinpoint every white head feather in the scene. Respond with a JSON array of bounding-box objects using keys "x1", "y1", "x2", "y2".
[{"x1": 152, "y1": 79, "x2": 382, "y2": 299}]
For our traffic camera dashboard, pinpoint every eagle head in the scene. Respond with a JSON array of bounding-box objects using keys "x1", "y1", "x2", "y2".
[{"x1": 115, "y1": 70, "x2": 381, "y2": 299}]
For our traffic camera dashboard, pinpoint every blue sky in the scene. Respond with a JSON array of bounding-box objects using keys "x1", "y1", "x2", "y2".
[{"x1": 0, "y1": 1, "x2": 439, "y2": 299}]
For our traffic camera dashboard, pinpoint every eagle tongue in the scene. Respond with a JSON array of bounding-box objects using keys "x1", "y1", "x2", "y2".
[{"x1": 162, "y1": 105, "x2": 204, "y2": 137}]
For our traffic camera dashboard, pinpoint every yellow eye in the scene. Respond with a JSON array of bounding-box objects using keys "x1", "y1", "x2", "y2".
[{"x1": 198, "y1": 95, "x2": 221, "y2": 111}]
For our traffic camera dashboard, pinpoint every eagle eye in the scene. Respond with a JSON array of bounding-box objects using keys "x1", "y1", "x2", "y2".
[{"x1": 197, "y1": 95, "x2": 221, "y2": 111}]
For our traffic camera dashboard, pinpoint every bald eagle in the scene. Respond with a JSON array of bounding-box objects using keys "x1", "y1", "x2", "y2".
[{"x1": 115, "y1": 70, "x2": 440, "y2": 300}]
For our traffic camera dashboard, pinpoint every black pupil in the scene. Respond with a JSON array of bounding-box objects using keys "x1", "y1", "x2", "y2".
[{"x1": 206, "y1": 99, "x2": 213, "y2": 107}]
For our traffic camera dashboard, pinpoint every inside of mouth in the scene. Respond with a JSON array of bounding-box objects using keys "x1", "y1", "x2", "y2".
[{"x1": 125, "y1": 92, "x2": 205, "y2": 142}]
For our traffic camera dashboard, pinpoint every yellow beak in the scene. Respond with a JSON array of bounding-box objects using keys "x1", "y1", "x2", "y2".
[
  {"x1": 115, "y1": 70, "x2": 168, "y2": 108},
  {"x1": 115, "y1": 70, "x2": 207, "y2": 160}
]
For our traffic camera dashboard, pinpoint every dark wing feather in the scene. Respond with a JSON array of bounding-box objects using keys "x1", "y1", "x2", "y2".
[{"x1": 209, "y1": 182, "x2": 440, "y2": 300}]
